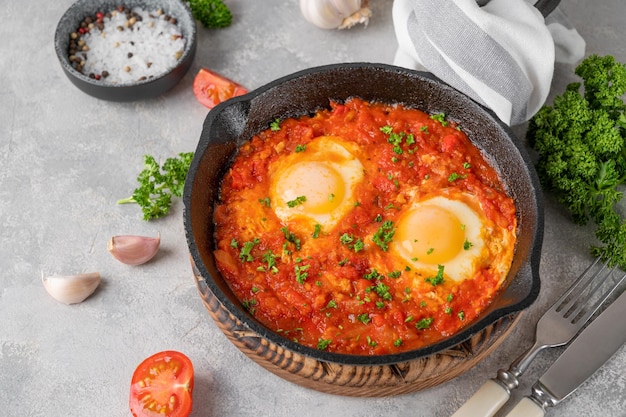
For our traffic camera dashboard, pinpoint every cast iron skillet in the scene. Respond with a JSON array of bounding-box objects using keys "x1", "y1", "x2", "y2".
[{"x1": 183, "y1": 63, "x2": 544, "y2": 366}]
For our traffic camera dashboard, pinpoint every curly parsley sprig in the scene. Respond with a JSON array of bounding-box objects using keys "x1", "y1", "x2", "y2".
[
  {"x1": 117, "y1": 152, "x2": 194, "y2": 221},
  {"x1": 185, "y1": 0, "x2": 232, "y2": 29},
  {"x1": 527, "y1": 54, "x2": 626, "y2": 267}
]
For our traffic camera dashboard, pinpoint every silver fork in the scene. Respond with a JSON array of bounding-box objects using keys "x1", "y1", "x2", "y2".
[{"x1": 451, "y1": 256, "x2": 626, "y2": 417}]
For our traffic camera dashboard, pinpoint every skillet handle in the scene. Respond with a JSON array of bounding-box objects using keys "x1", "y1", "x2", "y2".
[
  {"x1": 534, "y1": 0, "x2": 561, "y2": 17},
  {"x1": 450, "y1": 379, "x2": 510, "y2": 417}
]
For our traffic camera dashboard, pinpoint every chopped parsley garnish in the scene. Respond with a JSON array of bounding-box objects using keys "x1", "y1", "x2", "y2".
[
  {"x1": 239, "y1": 238, "x2": 260, "y2": 262},
  {"x1": 394, "y1": 338, "x2": 403, "y2": 347},
  {"x1": 286, "y1": 195, "x2": 307, "y2": 207},
  {"x1": 430, "y1": 112, "x2": 448, "y2": 127},
  {"x1": 312, "y1": 223, "x2": 322, "y2": 239},
  {"x1": 380, "y1": 125, "x2": 418, "y2": 156},
  {"x1": 317, "y1": 338, "x2": 332, "y2": 350},
  {"x1": 463, "y1": 162, "x2": 471, "y2": 169},
  {"x1": 363, "y1": 269, "x2": 382, "y2": 280},
  {"x1": 339, "y1": 233, "x2": 354, "y2": 245},
  {"x1": 367, "y1": 336, "x2": 378, "y2": 347},
  {"x1": 352, "y1": 239, "x2": 365, "y2": 253},
  {"x1": 388, "y1": 270, "x2": 402, "y2": 279},
  {"x1": 242, "y1": 299, "x2": 258, "y2": 315},
  {"x1": 416, "y1": 317, "x2": 434, "y2": 330},
  {"x1": 357, "y1": 313, "x2": 371, "y2": 324},
  {"x1": 230, "y1": 238, "x2": 239, "y2": 249},
  {"x1": 380, "y1": 125, "x2": 393, "y2": 134},
  {"x1": 262, "y1": 250, "x2": 278, "y2": 273},
  {"x1": 295, "y1": 263, "x2": 311, "y2": 284},
  {"x1": 326, "y1": 300, "x2": 337, "y2": 309},
  {"x1": 463, "y1": 239, "x2": 473, "y2": 250},
  {"x1": 258, "y1": 197, "x2": 271, "y2": 207},
  {"x1": 281, "y1": 227, "x2": 301, "y2": 250},
  {"x1": 328, "y1": 193, "x2": 335, "y2": 201},
  {"x1": 295, "y1": 144, "x2": 306, "y2": 152},
  {"x1": 458, "y1": 311, "x2": 466, "y2": 321},
  {"x1": 373, "y1": 282, "x2": 392, "y2": 301},
  {"x1": 340, "y1": 233, "x2": 364, "y2": 252},
  {"x1": 372, "y1": 220, "x2": 395, "y2": 251},
  {"x1": 425, "y1": 264, "x2": 445, "y2": 286},
  {"x1": 270, "y1": 118, "x2": 281, "y2": 131},
  {"x1": 448, "y1": 172, "x2": 467, "y2": 182}
]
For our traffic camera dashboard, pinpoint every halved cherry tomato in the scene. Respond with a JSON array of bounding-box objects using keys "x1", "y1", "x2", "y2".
[
  {"x1": 129, "y1": 350, "x2": 194, "y2": 417},
  {"x1": 192, "y1": 68, "x2": 248, "y2": 109}
]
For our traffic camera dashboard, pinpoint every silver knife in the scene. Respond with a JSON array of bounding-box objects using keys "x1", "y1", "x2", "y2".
[{"x1": 504, "y1": 288, "x2": 626, "y2": 417}]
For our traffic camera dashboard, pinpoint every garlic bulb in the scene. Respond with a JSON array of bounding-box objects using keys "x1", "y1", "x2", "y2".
[
  {"x1": 107, "y1": 232, "x2": 160, "y2": 265},
  {"x1": 42, "y1": 272, "x2": 101, "y2": 305},
  {"x1": 300, "y1": 0, "x2": 372, "y2": 29}
]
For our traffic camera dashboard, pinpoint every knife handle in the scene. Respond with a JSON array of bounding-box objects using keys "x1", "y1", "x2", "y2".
[
  {"x1": 450, "y1": 380, "x2": 510, "y2": 417},
  {"x1": 504, "y1": 397, "x2": 544, "y2": 417}
]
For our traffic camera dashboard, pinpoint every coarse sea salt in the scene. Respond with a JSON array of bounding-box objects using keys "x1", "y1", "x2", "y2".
[{"x1": 71, "y1": 7, "x2": 185, "y2": 84}]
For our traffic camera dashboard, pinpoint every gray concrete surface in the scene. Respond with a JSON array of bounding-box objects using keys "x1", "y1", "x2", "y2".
[{"x1": 1, "y1": 0, "x2": 625, "y2": 416}]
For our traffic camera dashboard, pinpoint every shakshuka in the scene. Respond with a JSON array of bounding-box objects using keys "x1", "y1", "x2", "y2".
[{"x1": 213, "y1": 97, "x2": 517, "y2": 355}]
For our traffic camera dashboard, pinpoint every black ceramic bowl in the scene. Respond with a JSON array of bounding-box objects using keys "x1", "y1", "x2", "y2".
[
  {"x1": 54, "y1": 0, "x2": 196, "y2": 101},
  {"x1": 183, "y1": 63, "x2": 544, "y2": 395}
]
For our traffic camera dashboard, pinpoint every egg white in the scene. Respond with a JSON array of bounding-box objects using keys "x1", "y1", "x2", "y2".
[{"x1": 269, "y1": 136, "x2": 364, "y2": 231}]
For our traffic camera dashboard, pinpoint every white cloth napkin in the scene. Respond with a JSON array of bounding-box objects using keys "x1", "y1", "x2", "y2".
[{"x1": 392, "y1": 0, "x2": 586, "y2": 126}]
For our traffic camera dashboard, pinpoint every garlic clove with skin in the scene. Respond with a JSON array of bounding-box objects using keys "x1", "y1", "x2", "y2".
[
  {"x1": 300, "y1": 0, "x2": 372, "y2": 30},
  {"x1": 42, "y1": 272, "x2": 101, "y2": 305},
  {"x1": 107, "y1": 232, "x2": 160, "y2": 265}
]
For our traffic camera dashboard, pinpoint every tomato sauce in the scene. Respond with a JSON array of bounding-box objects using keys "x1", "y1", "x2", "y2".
[{"x1": 213, "y1": 98, "x2": 517, "y2": 355}]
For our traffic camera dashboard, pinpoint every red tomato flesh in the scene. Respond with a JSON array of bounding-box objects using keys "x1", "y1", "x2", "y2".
[
  {"x1": 193, "y1": 68, "x2": 248, "y2": 109},
  {"x1": 129, "y1": 350, "x2": 194, "y2": 417}
]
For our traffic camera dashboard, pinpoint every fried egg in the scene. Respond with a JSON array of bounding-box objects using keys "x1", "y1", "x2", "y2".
[
  {"x1": 269, "y1": 136, "x2": 364, "y2": 230},
  {"x1": 390, "y1": 193, "x2": 488, "y2": 282}
]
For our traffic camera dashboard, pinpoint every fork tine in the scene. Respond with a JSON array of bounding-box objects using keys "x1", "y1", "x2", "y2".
[
  {"x1": 562, "y1": 261, "x2": 615, "y2": 320},
  {"x1": 570, "y1": 268, "x2": 626, "y2": 324},
  {"x1": 553, "y1": 256, "x2": 605, "y2": 313}
]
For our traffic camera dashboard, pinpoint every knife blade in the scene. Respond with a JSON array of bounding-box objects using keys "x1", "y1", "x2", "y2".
[{"x1": 504, "y1": 288, "x2": 626, "y2": 417}]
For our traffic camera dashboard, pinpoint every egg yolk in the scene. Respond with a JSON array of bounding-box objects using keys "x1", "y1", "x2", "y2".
[
  {"x1": 274, "y1": 161, "x2": 345, "y2": 214},
  {"x1": 396, "y1": 204, "x2": 466, "y2": 264}
]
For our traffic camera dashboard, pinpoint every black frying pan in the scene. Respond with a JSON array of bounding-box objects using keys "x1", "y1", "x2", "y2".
[{"x1": 183, "y1": 63, "x2": 543, "y2": 366}]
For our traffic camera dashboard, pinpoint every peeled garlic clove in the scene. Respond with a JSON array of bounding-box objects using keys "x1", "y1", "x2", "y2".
[
  {"x1": 42, "y1": 272, "x2": 101, "y2": 305},
  {"x1": 300, "y1": 0, "x2": 372, "y2": 30},
  {"x1": 107, "y1": 232, "x2": 160, "y2": 265}
]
